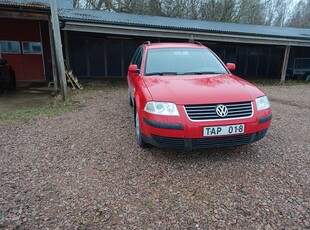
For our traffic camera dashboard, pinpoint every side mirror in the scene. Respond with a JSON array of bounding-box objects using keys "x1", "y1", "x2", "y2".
[
  {"x1": 128, "y1": 64, "x2": 138, "y2": 73},
  {"x1": 226, "y1": 63, "x2": 236, "y2": 71}
]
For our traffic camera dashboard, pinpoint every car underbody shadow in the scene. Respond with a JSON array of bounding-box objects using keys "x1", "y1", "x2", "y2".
[{"x1": 146, "y1": 143, "x2": 265, "y2": 165}]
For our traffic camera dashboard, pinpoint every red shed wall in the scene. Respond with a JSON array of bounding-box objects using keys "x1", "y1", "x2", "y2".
[{"x1": 0, "y1": 18, "x2": 47, "y2": 82}]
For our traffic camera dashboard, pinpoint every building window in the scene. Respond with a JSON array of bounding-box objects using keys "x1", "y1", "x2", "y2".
[
  {"x1": 22, "y1": 41, "x2": 42, "y2": 54},
  {"x1": 0, "y1": 41, "x2": 20, "y2": 54}
]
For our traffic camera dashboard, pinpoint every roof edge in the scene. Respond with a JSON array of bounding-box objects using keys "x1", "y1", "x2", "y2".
[{"x1": 63, "y1": 21, "x2": 310, "y2": 47}]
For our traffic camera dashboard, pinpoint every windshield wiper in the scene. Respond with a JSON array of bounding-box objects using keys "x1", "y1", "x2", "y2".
[
  {"x1": 180, "y1": 71, "x2": 225, "y2": 75},
  {"x1": 145, "y1": 72, "x2": 178, "y2": 76}
]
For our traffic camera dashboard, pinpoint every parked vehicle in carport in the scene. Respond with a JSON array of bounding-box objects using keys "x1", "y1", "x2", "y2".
[
  {"x1": 127, "y1": 42, "x2": 272, "y2": 150},
  {"x1": 0, "y1": 58, "x2": 16, "y2": 93}
]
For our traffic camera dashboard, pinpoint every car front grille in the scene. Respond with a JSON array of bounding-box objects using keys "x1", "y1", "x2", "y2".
[
  {"x1": 149, "y1": 129, "x2": 268, "y2": 150},
  {"x1": 191, "y1": 134, "x2": 252, "y2": 149},
  {"x1": 184, "y1": 102, "x2": 253, "y2": 121}
]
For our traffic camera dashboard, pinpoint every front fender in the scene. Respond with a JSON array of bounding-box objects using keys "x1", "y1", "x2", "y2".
[{"x1": 134, "y1": 77, "x2": 152, "y2": 111}]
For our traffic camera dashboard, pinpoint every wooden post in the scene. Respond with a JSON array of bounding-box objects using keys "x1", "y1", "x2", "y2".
[
  {"x1": 104, "y1": 39, "x2": 107, "y2": 77},
  {"x1": 244, "y1": 47, "x2": 249, "y2": 77},
  {"x1": 50, "y1": 0, "x2": 68, "y2": 101},
  {"x1": 280, "y1": 46, "x2": 291, "y2": 84},
  {"x1": 64, "y1": 30, "x2": 70, "y2": 69},
  {"x1": 121, "y1": 40, "x2": 124, "y2": 77},
  {"x1": 86, "y1": 39, "x2": 90, "y2": 77},
  {"x1": 48, "y1": 18, "x2": 58, "y2": 92}
]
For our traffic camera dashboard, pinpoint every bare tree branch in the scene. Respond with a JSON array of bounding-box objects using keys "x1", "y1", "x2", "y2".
[{"x1": 72, "y1": 0, "x2": 306, "y2": 28}]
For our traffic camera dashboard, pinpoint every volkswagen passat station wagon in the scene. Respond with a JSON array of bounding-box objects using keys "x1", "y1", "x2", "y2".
[{"x1": 127, "y1": 42, "x2": 272, "y2": 150}]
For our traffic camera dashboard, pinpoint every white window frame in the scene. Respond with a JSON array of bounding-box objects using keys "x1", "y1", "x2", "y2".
[
  {"x1": 0, "y1": 40, "x2": 21, "y2": 54},
  {"x1": 22, "y1": 41, "x2": 42, "y2": 55}
]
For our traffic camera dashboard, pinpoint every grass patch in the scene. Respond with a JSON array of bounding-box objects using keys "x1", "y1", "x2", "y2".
[
  {"x1": 43, "y1": 183, "x2": 59, "y2": 192},
  {"x1": 142, "y1": 200, "x2": 155, "y2": 209},
  {"x1": 0, "y1": 104, "x2": 80, "y2": 126}
]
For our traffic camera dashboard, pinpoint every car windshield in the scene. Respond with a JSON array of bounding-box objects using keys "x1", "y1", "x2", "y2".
[{"x1": 145, "y1": 48, "x2": 228, "y2": 76}]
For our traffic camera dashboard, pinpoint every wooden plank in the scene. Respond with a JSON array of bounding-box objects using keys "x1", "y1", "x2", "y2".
[
  {"x1": 65, "y1": 70, "x2": 76, "y2": 89},
  {"x1": 64, "y1": 60, "x2": 83, "y2": 89},
  {"x1": 0, "y1": 11, "x2": 49, "y2": 20},
  {"x1": 280, "y1": 46, "x2": 291, "y2": 83},
  {"x1": 64, "y1": 68, "x2": 83, "y2": 89},
  {"x1": 68, "y1": 71, "x2": 83, "y2": 89}
]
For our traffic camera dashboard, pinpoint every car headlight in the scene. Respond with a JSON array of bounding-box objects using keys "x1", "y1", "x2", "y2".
[
  {"x1": 256, "y1": 96, "x2": 270, "y2": 111},
  {"x1": 144, "y1": 101, "x2": 179, "y2": 116}
]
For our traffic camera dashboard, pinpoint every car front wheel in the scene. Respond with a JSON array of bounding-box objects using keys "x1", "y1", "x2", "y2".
[
  {"x1": 135, "y1": 110, "x2": 147, "y2": 148},
  {"x1": 6, "y1": 70, "x2": 16, "y2": 90}
]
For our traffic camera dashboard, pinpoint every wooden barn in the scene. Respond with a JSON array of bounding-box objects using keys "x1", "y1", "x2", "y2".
[{"x1": 1, "y1": 0, "x2": 310, "y2": 88}]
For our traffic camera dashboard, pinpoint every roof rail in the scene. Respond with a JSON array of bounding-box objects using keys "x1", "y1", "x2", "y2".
[
  {"x1": 194, "y1": 41, "x2": 203, "y2": 46},
  {"x1": 143, "y1": 41, "x2": 151, "y2": 45},
  {"x1": 188, "y1": 36, "x2": 202, "y2": 46}
]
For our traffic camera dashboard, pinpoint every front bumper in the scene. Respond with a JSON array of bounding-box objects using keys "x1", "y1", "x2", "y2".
[
  {"x1": 142, "y1": 129, "x2": 268, "y2": 150},
  {"x1": 140, "y1": 109, "x2": 272, "y2": 149}
]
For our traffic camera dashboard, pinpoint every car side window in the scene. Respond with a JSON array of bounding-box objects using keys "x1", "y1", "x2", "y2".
[
  {"x1": 131, "y1": 47, "x2": 143, "y2": 69},
  {"x1": 136, "y1": 50, "x2": 142, "y2": 69},
  {"x1": 131, "y1": 48, "x2": 140, "y2": 65}
]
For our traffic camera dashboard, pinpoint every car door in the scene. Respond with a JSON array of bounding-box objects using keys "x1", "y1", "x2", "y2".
[{"x1": 128, "y1": 46, "x2": 143, "y2": 99}]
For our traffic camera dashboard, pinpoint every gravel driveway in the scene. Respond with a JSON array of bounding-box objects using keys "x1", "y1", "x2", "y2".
[{"x1": 0, "y1": 82, "x2": 309, "y2": 229}]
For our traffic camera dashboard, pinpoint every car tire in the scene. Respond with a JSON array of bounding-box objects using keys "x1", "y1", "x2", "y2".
[
  {"x1": 6, "y1": 70, "x2": 16, "y2": 90},
  {"x1": 128, "y1": 90, "x2": 133, "y2": 107},
  {"x1": 135, "y1": 109, "x2": 147, "y2": 148}
]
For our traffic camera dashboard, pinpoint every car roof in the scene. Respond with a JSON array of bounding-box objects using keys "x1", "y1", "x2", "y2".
[{"x1": 143, "y1": 42, "x2": 206, "y2": 49}]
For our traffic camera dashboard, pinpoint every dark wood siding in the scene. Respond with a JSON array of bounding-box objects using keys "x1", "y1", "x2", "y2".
[
  {"x1": 66, "y1": 32, "x2": 310, "y2": 80},
  {"x1": 67, "y1": 32, "x2": 143, "y2": 78}
]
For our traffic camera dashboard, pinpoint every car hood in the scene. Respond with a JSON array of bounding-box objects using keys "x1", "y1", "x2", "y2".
[{"x1": 143, "y1": 74, "x2": 265, "y2": 105}]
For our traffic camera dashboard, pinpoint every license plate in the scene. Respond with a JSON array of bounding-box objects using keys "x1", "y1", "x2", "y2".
[{"x1": 203, "y1": 124, "x2": 245, "y2": 137}]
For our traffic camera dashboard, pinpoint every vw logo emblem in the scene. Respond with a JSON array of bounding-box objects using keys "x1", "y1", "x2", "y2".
[{"x1": 216, "y1": 104, "x2": 228, "y2": 117}]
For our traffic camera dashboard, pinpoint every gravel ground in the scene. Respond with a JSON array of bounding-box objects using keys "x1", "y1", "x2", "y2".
[{"x1": 0, "y1": 82, "x2": 309, "y2": 229}]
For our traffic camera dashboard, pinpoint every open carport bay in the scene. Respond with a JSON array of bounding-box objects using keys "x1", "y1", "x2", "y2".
[{"x1": 0, "y1": 82, "x2": 309, "y2": 229}]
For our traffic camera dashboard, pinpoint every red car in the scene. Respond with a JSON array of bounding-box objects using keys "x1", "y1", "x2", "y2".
[{"x1": 127, "y1": 42, "x2": 272, "y2": 150}]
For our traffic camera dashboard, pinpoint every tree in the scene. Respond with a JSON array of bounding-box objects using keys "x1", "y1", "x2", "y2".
[
  {"x1": 162, "y1": 0, "x2": 188, "y2": 18},
  {"x1": 265, "y1": 0, "x2": 289, "y2": 26},
  {"x1": 232, "y1": 0, "x2": 268, "y2": 24},
  {"x1": 287, "y1": 0, "x2": 310, "y2": 28},
  {"x1": 199, "y1": 0, "x2": 225, "y2": 22},
  {"x1": 72, "y1": 0, "x2": 305, "y2": 28},
  {"x1": 148, "y1": 0, "x2": 164, "y2": 16}
]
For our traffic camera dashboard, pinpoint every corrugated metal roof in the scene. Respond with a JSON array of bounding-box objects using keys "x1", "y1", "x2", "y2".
[
  {"x1": 0, "y1": 0, "x2": 72, "y2": 9},
  {"x1": 59, "y1": 8, "x2": 310, "y2": 41}
]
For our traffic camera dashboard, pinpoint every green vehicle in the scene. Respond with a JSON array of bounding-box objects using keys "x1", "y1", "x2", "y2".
[{"x1": 292, "y1": 58, "x2": 310, "y2": 81}]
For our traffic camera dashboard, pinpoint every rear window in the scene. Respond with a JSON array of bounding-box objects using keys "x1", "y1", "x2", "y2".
[{"x1": 145, "y1": 48, "x2": 228, "y2": 76}]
